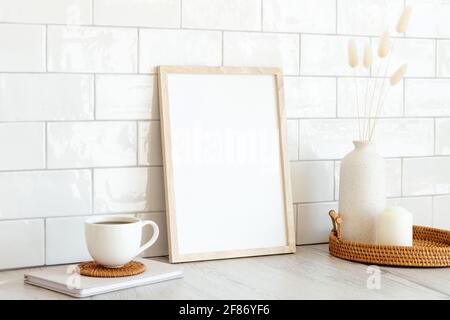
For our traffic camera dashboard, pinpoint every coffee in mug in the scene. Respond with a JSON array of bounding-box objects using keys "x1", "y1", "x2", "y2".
[{"x1": 85, "y1": 216, "x2": 159, "y2": 268}]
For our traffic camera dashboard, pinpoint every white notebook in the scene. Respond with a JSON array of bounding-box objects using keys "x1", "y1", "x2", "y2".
[{"x1": 24, "y1": 258, "x2": 183, "y2": 298}]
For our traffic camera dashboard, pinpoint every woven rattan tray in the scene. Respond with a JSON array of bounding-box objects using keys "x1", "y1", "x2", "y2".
[{"x1": 328, "y1": 210, "x2": 450, "y2": 267}]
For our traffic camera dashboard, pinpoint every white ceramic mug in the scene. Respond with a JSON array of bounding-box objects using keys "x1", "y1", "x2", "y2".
[{"x1": 85, "y1": 216, "x2": 159, "y2": 268}]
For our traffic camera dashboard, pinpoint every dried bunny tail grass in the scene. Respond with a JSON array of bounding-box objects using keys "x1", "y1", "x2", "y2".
[
  {"x1": 390, "y1": 63, "x2": 408, "y2": 86},
  {"x1": 348, "y1": 39, "x2": 358, "y2": 68},
  {"x1": 363, "y1": 42, "x2": 372, "y2": 69},
  {"x1": 378, "y1": 30, "x2": 390, "y2": 58},
  {"x1": 396, "y1": 5, "x2": 412, "y2": 33}
]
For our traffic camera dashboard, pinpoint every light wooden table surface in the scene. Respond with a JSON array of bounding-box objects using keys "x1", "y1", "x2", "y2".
[{"x1": 0, "y1": 244, "x2": 449, "y2": 300}]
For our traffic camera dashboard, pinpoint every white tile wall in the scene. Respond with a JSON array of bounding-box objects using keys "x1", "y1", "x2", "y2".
[
  {"x1": 338, "y1": 78, "x2": 403, "y2": 117},
  {"x1": 0, "y1": 0, "x2": 92, "y2": 24},
  {"x1": 263, "y1": 0, "x2": 336, "y2": 33},
  {"x1": 94, "y1": 0, "x2": 180, "y2": 28},
  {"x1": 403, "y1": 157, "x2": 450, "y2": 196},
  {"x1": 297, "y1": 202, "x2": 338, "y2": 245},
  {"x1": 0, "y1": 219, "x2": 44, "y2": 269},
  {"x1": 372, "y1": 38, "x2": 435, "y2": 78},
  {"x1": 47, "y1": 122, "x2": 137, "y2": 168},
  {"x1": 337, "y1": 0, "x2": 404, "y2": 36},
  {"x1": 0, "y1": 74, "x2": 94, "y2": 121},
  {"x1": 290, "y1": 161, "x2": 334, "y2": 203},
  {"x1": 405, "y1": 79, "x2": 450, "y2": 116},
  {"x1": 94, "y1": 167, "x2": 165, "y2": 214},
  {"x1": 95, "y1": 75, "x2": 158, "y2": 120},
  {"x1": 386, "y1": 197, "x2": 433, "y2": 226},
  {"x1": 437, "y1": 40, "x2": 450, "y2": 77},
  {"x1": 0, "y1": 0, "x2": 449, "y2": 269},
  {"x1": 433, "y1": 195, "x2": 450, "y2": 229},
  {"x1": 406, "y1": 0, "x2": 450, "y2": 38},
  {"x1": 183, "y1": 0, "x2": 261, "y2": 31},
  {"x1": 45, "y1": 216, "x2": 92, "y2": 265},
  {"x1": 0, "y1": 24, "x2": 45, "y2": 72},
  {"x1": 138, "y1": 121, "x2": 163, "y2": 166},
  {"x1": 139, "y1": 29, "x2": 221, "y2": 73},
  {"x1": 300, "y1": 35, "x2": 366, "y2": 76},
  {"x1": 0, "y1": 170, "x2": 91, "y2": 219},
  {"x1": 436, "y1": 119, "x2": 450, "y2": 155},
  {"x1": 223, "y1": 32, "x2": 299, "y2": 75},
  {"x1": 47, "y1": 26, "x2": 137, "y2": 73},
  {"x1": 0, "y1": 123, "x2": 45, "y2": 170},
  {"x1": 285, "y1": 77, "x2": 336, "y2": 118}
]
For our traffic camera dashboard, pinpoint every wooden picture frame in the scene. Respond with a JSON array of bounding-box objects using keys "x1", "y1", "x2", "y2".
[{"x1": 158, "y1": 66, "x2": 296, "y2": 263}]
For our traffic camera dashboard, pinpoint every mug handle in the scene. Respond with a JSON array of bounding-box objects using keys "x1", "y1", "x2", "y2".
[{"x1": 136, "y1": 220, "x2": 159, "y2": 256}]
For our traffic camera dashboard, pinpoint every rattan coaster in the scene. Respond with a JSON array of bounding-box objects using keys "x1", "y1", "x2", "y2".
[{"x1": 78, "y1": 261, "x2": 146, "y2": 278}]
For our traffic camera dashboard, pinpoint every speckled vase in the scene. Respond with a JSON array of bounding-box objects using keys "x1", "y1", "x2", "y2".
[{"x1": 338, "y1": 141, "x2": 386, "y2": 244}]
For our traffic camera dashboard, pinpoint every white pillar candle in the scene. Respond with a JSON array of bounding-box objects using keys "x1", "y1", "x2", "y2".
[{"x1": 377, "y1": 206, "x2": 413, "y2": 246}]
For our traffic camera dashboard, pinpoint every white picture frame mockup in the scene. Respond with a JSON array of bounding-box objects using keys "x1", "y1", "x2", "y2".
[{"x1": 158, "y1": 66, "x2": 296, "y2": 263}]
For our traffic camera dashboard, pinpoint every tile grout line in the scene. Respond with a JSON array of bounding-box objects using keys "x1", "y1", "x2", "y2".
[
  {"x1": 0, "y1": 211, "x2": 166, "y2": 223},
  {"x1": 91, "y1": 168, "x2": 94, "y2": 215},
  {"x1": 180, "y1": 0, "x2": 183, "y2": 27},
  {"x1": 1, "y1": 116, "x2": 450, "y2": 124},
  {"x1": 400, "y1": 157, "x2": 404, "y2": 196},
  {"x1": 2, "y1": 20, "x2": 450, "y2": 41},
  {"x1": 434, "y1": 118, "x2": 437, "y2": 155},
  {"x1": 136, "y1": 121, "x2": 140, "y2": 165},
  {"x1": 43, "y1": 218, "x2": 47, "y2": 265},
  {"x1": 260, "y1": 0, "x2": 263, "y2": 31}
]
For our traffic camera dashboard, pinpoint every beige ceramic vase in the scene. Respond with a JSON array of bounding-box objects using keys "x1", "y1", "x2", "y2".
[{"x1": 338, "y1": 141, "x2": 386, "y2": 244}]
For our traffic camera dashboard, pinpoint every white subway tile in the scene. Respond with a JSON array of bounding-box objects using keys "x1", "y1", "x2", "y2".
[
  {"x1": 0, "y1": 219, "x2": 44, "y2": 269},
  {"x1": 436, "y1": 119, "x2": 450, "y2": 155},
  {"x1": 438, "y1": 40, "x2": 450, "y2": 77},
  {"x1": 335, "y1": 159, "x2": 402, "y2": 199},
  {"x1": 48, "y1": 26, "x2": 137, "y2": 73},
  {"x1": 403, "y1": 157, "x2": 450, "y2": 196},
  {"x1": 405, "y1": 79, "x2": 450, "y2": 116},
  {"x1": 297, "y1": 202, "x2": 337, "y2": 245},
  {"x1": 373, "y1": 119, "x2": 434, "y2": 157},
  {"x1": 183, "y1": 0, "x2": 260, "y2": 31},
  {"x1": 287, "y1": 120, "x2": 299, "y2": 161},
  {"x1": 45, "y1": 216, "x2": 92, "y2": 265},
  {"x1": 137, "y1": 212, "x2": 168, "y2": 257},
  {"x1": 300, "y1": 35, "x2": 366, "y2": 76},
  {"x1": 290, "y1": 161, "x2": 334, "y2": 203},
  {"x1": 0, "y1": 0, "x2": 92, "y2": 24},
  {"x1": 372, "y1": 38, "x2": 435, "y2": 78},
  {"x1": 94, "y1": 0, "x2": 180, "y2": 28},
  {"x1": 285, "y1": 77, "x2": 336, "y2": 118},
  {"x1": 406, "y1": 0, "x2": 450, "y2": 38},
  {"x1": 47, "y1": 122, "x2": 137, "y2": 169},
  {"x1": 299, "y1": 119, "x2": 433, "y2": 160},
  {"x1": 386, "y1": 197, "x2": 433, "y2": 227},
  {"x1": 95, "y1": 75, "x2": 158, "y2": 120},
  {"x1": 337, "y1": 0, "x2": 403, "y2": 36},
  {"x1": 0, "y1": 123, "x2": 45, "y2": 171},
  {"x1": 138, "y1": 121, "x2": 162, "y2": 166},
  {"x1": 139, "y1": 29, "x2": 221, "y2": 73},
  {"x1": 94, "y1": 167, "x2": 165, "y2": 213},
  {"x1": 433, "y1": 195, "x2": 450, "y2": 229},
  {"x1": 0, "y1": 74, "x2": 93, "y2": 121},
  {"x1": 224, "y1": 32, "x2": 299, "y2": 75},
  {"x1": 263, "y1": 0, "x2": 335, "y2": 33},
  {"x1": 0, "y1": 24, "x2": 45, "y2": 71},
  {"x1": 338, "y1": 78, "x2": 403, "y2": 117},
  {"x1": 0, "y1": 170, "x2": 91, "y2": 219},
  {"x1": 299, "y1": 119, "x2": 356, "y2": 160}
]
